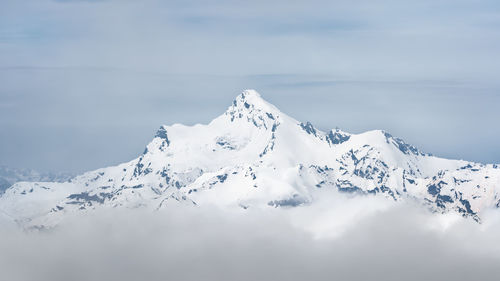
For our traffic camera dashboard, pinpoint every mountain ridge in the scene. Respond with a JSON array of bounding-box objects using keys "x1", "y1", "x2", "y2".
[{"x1": 1, "y1": 90, "x2": 499, "y2": 228}]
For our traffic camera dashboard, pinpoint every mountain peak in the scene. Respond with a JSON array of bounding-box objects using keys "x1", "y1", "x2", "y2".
[
  {"x1": 241, "y1": 89, "x2": 261, "y2": 98},
  {"x1": 223, "y1": 90, "x2": 286, "y2": 129},
  {"x1": 232, "y1": 89, "x2": 273, "y2": 111}
]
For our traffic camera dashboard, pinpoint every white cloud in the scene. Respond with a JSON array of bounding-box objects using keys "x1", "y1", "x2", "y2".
[{"x1": 1, "y1": 198, "x2": 500, "y2": 281}]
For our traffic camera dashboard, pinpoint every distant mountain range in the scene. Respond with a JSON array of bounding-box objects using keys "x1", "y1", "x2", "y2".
[
  {"x1": 1, "y1": 90, "x2": 499, "y2": 228},
  {"x1": 0, "y1": 165, "x2": 73, "y2": 194}
]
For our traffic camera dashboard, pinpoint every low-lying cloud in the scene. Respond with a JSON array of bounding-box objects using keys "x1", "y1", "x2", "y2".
[{"x1": 1, "y1": 195, "x2": 500, "y2": 281}]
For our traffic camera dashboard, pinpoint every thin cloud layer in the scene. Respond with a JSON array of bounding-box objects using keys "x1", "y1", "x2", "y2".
[{"x1": 1, "y1": 0, "x2": 499, "y2": 172}]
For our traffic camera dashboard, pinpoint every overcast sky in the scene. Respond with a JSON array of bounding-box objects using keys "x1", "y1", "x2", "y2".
[{"x1": 1, "y1": 0, "x2": 499, "y2": 173}]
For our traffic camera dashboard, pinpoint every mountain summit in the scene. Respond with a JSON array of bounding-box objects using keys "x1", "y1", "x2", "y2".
[
  {"x1": 228, "y1": 89, "x2": 281, "y2": 115},
  {"x1": 1, "y1": 90, "x2": 499, "y2": 228}
]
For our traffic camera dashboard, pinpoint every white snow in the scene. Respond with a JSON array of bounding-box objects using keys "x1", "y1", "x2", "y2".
[{"x1": 1, "y1": 89, "x2": 499, "y2": 228}]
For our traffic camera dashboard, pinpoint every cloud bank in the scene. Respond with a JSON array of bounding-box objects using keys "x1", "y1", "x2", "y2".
[{"x1": 1, "y1": 195, "x2": 500, "y2": 281}]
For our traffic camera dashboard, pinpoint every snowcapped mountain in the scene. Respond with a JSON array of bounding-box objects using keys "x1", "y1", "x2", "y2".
[{"x1": 1, "y1": 90, "x2": 499, "y2": 228}]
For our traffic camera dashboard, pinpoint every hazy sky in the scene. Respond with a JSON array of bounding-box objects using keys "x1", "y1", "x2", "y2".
[{"x1": 1, "y1": 0, "x2": 500, "y2": 173}]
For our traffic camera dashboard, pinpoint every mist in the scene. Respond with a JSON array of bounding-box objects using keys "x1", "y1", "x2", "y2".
[{"x1": 1, "y1": 195, "x2": 500, "y2": 281}]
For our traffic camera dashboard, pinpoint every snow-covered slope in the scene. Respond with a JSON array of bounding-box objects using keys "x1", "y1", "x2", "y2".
[{"x1": 1, "y1": 90, "x2": 499, "y2": 228}]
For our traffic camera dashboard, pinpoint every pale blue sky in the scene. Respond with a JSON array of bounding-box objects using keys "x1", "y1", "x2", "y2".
[{"x1": 1, "y1": 0, "x2": 499, "y2": 173}]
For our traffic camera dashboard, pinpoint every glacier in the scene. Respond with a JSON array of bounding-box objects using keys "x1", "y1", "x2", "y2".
[{"x1": 1, "y1": 89, "x2": 499, "y2": 228}]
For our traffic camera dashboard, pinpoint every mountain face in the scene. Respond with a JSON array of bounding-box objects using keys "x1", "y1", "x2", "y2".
[
  {"x1": 0, "y1": 165, "x2": 73, "y2": 195},
  {"x1": 1, "y1": 90, "x2": 499, "y2": 228}
]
